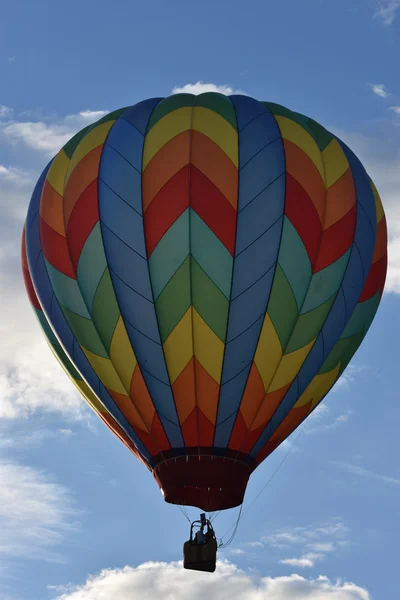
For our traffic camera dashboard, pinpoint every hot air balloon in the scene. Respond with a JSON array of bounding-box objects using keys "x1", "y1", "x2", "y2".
[{"x1": 22, "y1": 93, "x2": 387, "y2": 572}]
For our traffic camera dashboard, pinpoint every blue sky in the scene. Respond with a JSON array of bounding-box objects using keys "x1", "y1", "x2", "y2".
[{"x1": 0, "y1": 1, "x2": 399, "y2": 599}]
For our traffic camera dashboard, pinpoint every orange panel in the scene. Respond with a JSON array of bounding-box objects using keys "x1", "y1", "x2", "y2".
[
  {"x1": 63, "y1": 146, "x2": 103, "y2": 226},
  {"x1": 256, "y1": 400, "x2": 312, "y2": 463},
  {"x1": 150, "y1": 412, "x2": 171, "y2": 453},
  {"x1": 172, "y1": 357, "x2": 196, "y2": 425},
  {"x1": 142, "y1": 131, "x2": 191, "y2": 212},
  {"x1": 191, "y1": 130, "x2": 238, "y2": 210},
  {"x1": 283, "y1": 140, "x2": 325, "y2": 223},
  {"x1": 372, "y1": 218, "x2": 388, "y2": 264},
  {"x1": 194, "y1": 358, "x2": 219, "y2": 425},
  {"x1": 239, "y1": 363, "x2": 265, "y2": 429},
  {"x1": 251, "y1": 383, "x2": 292, "y2": 431},
  {"x1": 323, "y1": 168, "x2": 356, "y2": 229},
  {"x1": 130, "y1": 366, "x2": 156, "y2": 430},
  {"x1": 40, "y1": 180, "x2": 66, "y2": 236},
  {"x1": 107, "y1": 388, "x2": 148, "y2": 433}
]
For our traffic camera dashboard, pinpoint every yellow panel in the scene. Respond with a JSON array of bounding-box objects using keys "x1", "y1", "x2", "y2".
[
  {"x1": 276, "y1": 116, "x2": 325, "y2": 182},
  {"x1": 65, "y1": 122, "x2": 114, "y2": 182},
  {"x1": 193, "y1": 308, "x2": 224, "y2": 384},
  {"x1": 82, "y1": 347, "x2": 127, "y2": 395},
  {"x1": 163, "y1": 308, "x2": 194, "y2": 384},
  {"x1": 295, "y1": 363, "x2": 341, "y2": 408},
  {"x1": 110, "y1": 317, "x2": 137, "y2": 390},
  {"x1": 370, "y1": 179, "x2": 385, "y2": 223},
  {"x1": 268, "y1": 338, "x2": 316, "y2": 393},
  {"x1": 46, "y1": 150, "x2": 70, "y2": 196},
  {"x1": 143, "y1": 107, "x2": 192, "y2": 170},
  {"x1": 322, "y1": 138, "x2": 349, "y2": 188},
  {"x1": 254, "y1": 314, "x2": 282, "y2": 391},
  {"x1": 192, "y1": 107, "x2": 238, "y2": 167}
]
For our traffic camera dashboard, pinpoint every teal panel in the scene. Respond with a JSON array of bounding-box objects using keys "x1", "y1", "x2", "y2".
[
  {"x1": 190, "y1": 209, "x2": 233, "y2": 299},
  {"x1": 301, "y1": 249, "x2": 351, "y2": 314},
  {"x1": 77, "y1": 222, "x2": 107, "y2": 313},
  {"x1": 148, "y1": 209, "x2": 190, "y2": 299},
  {"x1": 278, "y1": 217, "x2": 312, "y2": 310},
  {"x1": 45, "y1": 259, "x2": 90, "y2": 318},
  {"x1": 341, "y1": 292, "x2": 380, "y2": 339}
]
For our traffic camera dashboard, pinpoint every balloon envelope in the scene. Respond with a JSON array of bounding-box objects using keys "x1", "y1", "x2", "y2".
[{"x1": 23, "y1": 93, "x2": 387, "y2": 511}]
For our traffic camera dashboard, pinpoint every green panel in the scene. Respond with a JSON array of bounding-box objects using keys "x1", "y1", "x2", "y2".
[
  {"x1": 63, "y1": 127, "x2": 91, "y2": 159},
  {"x1": 286, "y1": 295, "x2": 335, "y2": 353},
  {"x1": 194, "y1": 93, "x2": 237, "y2": 130},
  {"x1": 268, "y1": 264, "x2": 298, "y2": 348},
  {"x1": 306, "y1": 118, "x2": 334, "y2": 152},
  {"x1": 89, "y1": 107, "x2": 129, "y2": 128},
  {"x1": 263, "y1": 102, "x2": 310, "y2": 130},
  {"x1": 337, "y1": 331, "x2": 365, "y2": 375},
  {"x1": 61, "y1": 306, "x2": 107, "y2": 357},
  {"x1": 147, "y1": 94, "x2": 194, "y2": 131},
  {"x1": 191, "y1": 258, "x2": 229, "y2": 342},
  {"x1": 77, "y1": 222, "x2": 107, "y2": 312},
  {"x1": 149, "y1": 209, "x2": 190, "y2": 299},
  {"x1": 190, "y1": 209, "x2": 233, "y2": 299},
  {"x1": 301, "y1": 250, "x2": 351, "y2": 314},
  {"x1": 91, "y1": 268, "x2": 120, "y2": 353},
  {"x1": 341, "y1": 293, "x2": 380, "y2": 339},
  {"x1": 278, "y1": 217, "x2": 312, "y2": 310},
  {"x1": 155, "y1": 257, "x2": 191, "y2": 343},
  {"x1": 45, "y1": 259, "x2": 90, "y2": 318}
]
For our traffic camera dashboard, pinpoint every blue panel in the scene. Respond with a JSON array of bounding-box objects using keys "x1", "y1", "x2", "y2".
[
  {"x1": 297, "y1": 335, "x2": 324, "y2": 397},
  {"x1": 340, "y1": 246, "x2": 365, "y2": 318},
  {"x1": 98, "y1": 180, "x2": 146, "y2": 257},
  {"x1": 121, "y1": 98, "x2": 163, "y2": 135},
  {"x1": 353, "y1": 204, "x2": 375, "y2": 277},
  {"x1": 236, "y1": 175, "x2": 285, "y2": 254},
  {"x1": 33, "y1": 256, "x2": 56, "y2": 315},
  {"x1": 230, "y1": 95, "x2": 270, "y2": 131},
  {"x1": 140, "y1": 371, "x2": 182, "y2": 435},
  {"x1": 158, "y1": 415, "x2": 184, "y2": 448},
  {"x1": 106, "y1": 118, "x2": 144, "y2": 172},
  {"x1": 124, "y1": 321, "x2": 169, "y2": 384},
  {"x1": 213, "y1": 414, "x2": 237, "y2": 449},
  {"x1": 237, "y1": 111, "x2": 281, "y2": 166},
  {"x1": 221, "y1": 315, "x2": 264, "y2": 383},
  {"x1": 227, "y1": 267, "x2": 274, "y2": 341},
  {"x1": 216, "y1": 366, "x2": 251, "y2": 427},
  {"x1": 231, "y1": 217, "x2": 282, "y2": 298},
  {"x1": 49, "y1": 293, "x2": 75, "y2": 356},
  {"x1": 318, "y1": 288, "x2": 346, "y2": 360},
  {"x1": 110, "y1": 273, "x2": 160, "y2": 342},
  {"x1": 100, "y1": 224, "x2": 152, "y2": 300},
  {"x1": 99, "y1": 145, "x2": 142, "y2": 214},
  {"x1": 238, "y1": 139, "x2": 285, "y2": 211},
  {"x1": 25, "y1": 161, "x2": 52, "y2": 231}
]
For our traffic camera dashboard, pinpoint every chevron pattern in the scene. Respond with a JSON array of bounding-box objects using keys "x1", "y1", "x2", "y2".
[{"x1": 23, "y1": 93, "x2": 387, "y2": 478}]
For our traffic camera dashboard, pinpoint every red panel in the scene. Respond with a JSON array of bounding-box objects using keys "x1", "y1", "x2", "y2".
[
  {"x1": 228, "y1": 410, "x2": 249, "y2": 451},
  {"x1": 150, "y1": 412, "x2": 171, "y2": 453},
  {"x1": 190, "y1": 166, "x2": 236, "y2": 255},
  {"x1": 66, "y1": 179, "x2": 99, "y2": 271},
  {"x1": 285, "y1": 173, "x2": 321, "y2": 268},
  {"x1": 314, "y1": 205, "x2": 356, "y2": 273},
  {"x1": 144, "y1": 165, "x2": 190, "y2": 256},
  {"x1": 39, "y1": 216, "x2": 75, "y2": 278},
  {"x1": 358, "y1": 254, "x2": 388, "y2": 302},
  {"x1": 372, "y1": 218, "x2": 388, "y2": 263},
  {"x1": 256, "y1": 401, "x2": 312, "y2": 463},
  {"x1": 21, "y1": 229, "x2": 41, "y2": 309},
  {"x1": 181, "y1": 407, "x2": 198, "y2": 447},
  {"x1": 197, "y1": 408, "x2": 215, "y2": 447}
]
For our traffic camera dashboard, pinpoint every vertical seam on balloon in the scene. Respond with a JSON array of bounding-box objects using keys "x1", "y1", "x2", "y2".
[
  {"x1": 141, "y1": 99, "x2": 185, "y2": 455},
  {"x1": 188, "y1": 95, "x2": 201, "y2": 454},
  {"x1": 227, "y1": 101, "x2": 286, "y2": 459},
  {"x1": 237, "y1": 108, "x2": 332, "y2": 455},
  {"x1": 249, "y1": 127, "x2": 361, "y2": 460},
  {"x1": 97, "y1": 106, "x2": 170, "y2": 459},
  {"x1": 211, "y1": 95, "x2": 240, "y2": 450}
]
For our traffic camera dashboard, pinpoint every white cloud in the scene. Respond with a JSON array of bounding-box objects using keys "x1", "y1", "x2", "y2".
[
  {"x1": 389, "y1": 106, "x2": 400, "y2": 114},
  {"x1": 279, "y1": 556, "x2": 316, "y2": 568},
  {"x1": 51, "y1": 560, "x2": 371, "y2": 600},
  {"x1": 2, "y1": 109, "x2": 108, "y2": 156},
  {"x1": 335, "y1": 462, "x2": 400, "y2": 486},
  {"x1": 0, "y1": 461, "x2": 78, "y2": 561},
  {"x1": 374, "y1": 1, "x2": 400, "y2": 25},
  {"x1": 0, "y1": 428, "x2": 74, "y2": 449},
  {"x1": 0, "y1": 105, "x2": 13, "y2": 119},
  {"x1": 172, "y1": 81, "x2": 245, "y2": 96},
  {"x1": 369, "y1": 83, "x2": 389, "y2": 98}
]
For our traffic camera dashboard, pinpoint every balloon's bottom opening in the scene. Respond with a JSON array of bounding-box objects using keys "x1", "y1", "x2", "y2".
[{"x1": 153, "y1": 455, "x2": 252, "y2": 511}]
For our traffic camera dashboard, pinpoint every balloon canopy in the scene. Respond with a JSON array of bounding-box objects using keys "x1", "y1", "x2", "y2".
[{"x1": 22, "y1": 93, "x2": 387, "y2": 512}]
